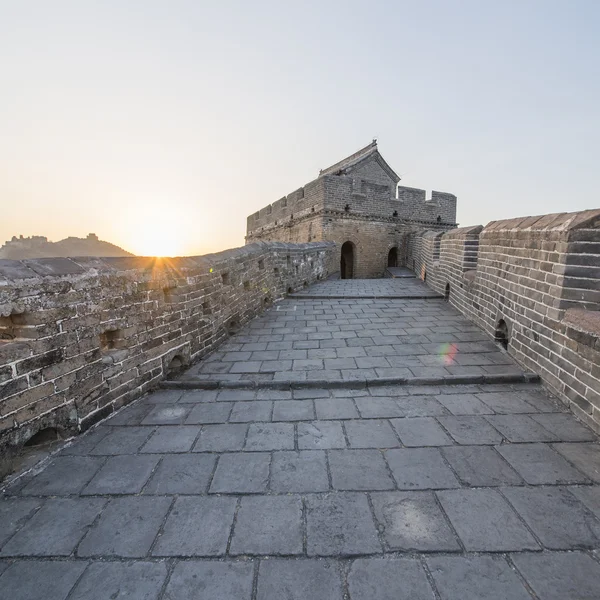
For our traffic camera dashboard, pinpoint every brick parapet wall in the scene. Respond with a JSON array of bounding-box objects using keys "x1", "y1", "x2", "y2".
[
  {"x1": 407, "y1": 209, "x2": 600, "y2": 430},
  {"x1": 0, "y1": 242, "x2": 335, "y2": 452}
]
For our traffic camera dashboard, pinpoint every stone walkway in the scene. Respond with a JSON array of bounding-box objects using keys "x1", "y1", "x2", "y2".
[{"x1": 2, "y1": 280, "x2": 600, "y2": 599}]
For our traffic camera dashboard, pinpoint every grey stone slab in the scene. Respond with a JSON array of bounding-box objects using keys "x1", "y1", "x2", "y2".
[
  {"x1": 293, "y1": 388, "x2": 330, "y2": 399},
  {"x1": 164, "y1": 560, "x2": 254, "y2": 600},
  {"x1": 20, "y1": 456, "x2": 105, "y2": 495},
  {"x1": 517, "y1": 388, "x2": 569, "y2": 412},
  {"x1": 141, "y1": 404, "x2": 191, "y2": 425},
  {"x1": 344, "y1": 419, "x2": 401, "y2": 448},
  {"x1": 496, "y1": 443, "x2": 588, "y2": 484},
  {"x1": 0, "y1": 560, "x2": 87, "y2": 600},
  {"x1": 257, "y1": 559, "x2": 342, "y2": 600},
  {"x1": 229, "y1": 401, "x2": 272, "y2": 422},
  {"x1": 140, "y1": 392, "x2": 183, "y2": 405},
  {"x1": 570, "y1": 485, "x2": 600, "y2": 519},
  {"x1": 553, "y1": 443, "x2": 600, "y2": 482},
  {"x1": 437, "y1": 416, "x2": 503, "y2": 445},
  {"x1": 0, "y1": 497, "x2": 105, "y2": 556},
  {"x1": 107, "y1": 403, "x2": 152, "y2": 426},
  {"x1": 152, "y1": 496, "x2": 236, "y2": 556},
  {"x1": 229, "y1": 361, "x2": 262, "y2": 373},
  {"x1": 0, "y1": 498, "x2": 42, "y2": 547},
  {"x1": 141, "y1": 425, "x2": 201, "y2": 453},
  {"x1": 441, "y1": 446, "x2": 523, "y2": 486},
  {"x1": 476, "y1": 392, "x2": 535, "y2": 414},
  {"x1": 297, "y1": 421, "x2": 346, "y2": 450},
  {"x1": 503, "y1": 486, "x2": 600, "y2": 549},
  {"x1": 437, "y1": 488, "x2": 538, "y2": 551},
  {"x1": 70, "y1": 561, "x2": 168, "y2": 600},
  {"x1": 391, "y1": 417, "x2": 453, "y2": 446},
  {"x1": 78, "y1": 496, "x2": 171, "y2": 557},
  {"x1": 531, "y1": 413, "x2": 596, "y2": 441},
  {"x1": 348, "y1": 557, "x2": 434, "y2": 600},
  {"x1": 485, "y1": 415, "x2": 559, "y2": 442},
  {"x1": 272, "y1": 400, "x2": 315, "y2": 421},
  {"x1": 260, "y1": 360, "x2": 293, "y2": 372},
  {"x1": 90, "y1": 427, "x2": 155, "y2": 455},
  {"x1": 511, "y1": 551, "x2": 600, "y2": 600},
  {"x1": 395, "y1": 395, "x2": 448, "y2": 417},
  {"x1": 314, "y1": 397, "x2": 359, "y2": 419},
  {"x1": 83, "y1": 455, "x2": 160, "y2": 495},
  {"x1": 305, "y1": 492, "x2": 381, "y2": 555},
  {"x1": 185, "y1": 403, "x2": 232, "y2": 424},
  {"x1": 143, "y1": 454, "x2": 216, "y2": 494},
  {"x1": 179, "y1": 389, "x2": 219, "y2": 402},
  {"x1": 209, "y1": 452, "x2": 270, "y2": 493},
  {"x1": 193, "y1": 424, "x2": 248, "y2": 452},
  {"x1": 60, "y1": 426, "x2": 111, "y2": 455},
  {"x1": 354, "y1": 396, "x2": 404, "y2": 418},
  {"x1": 371, "y1": 491, "x2": 460, "y2": 551},
  {"x1": 328, "y1": 449, "x2": 395, "y2": 490},
  {"x1": 230, "y1": 495, "x2": 303, "y2": 555},
  {"x1": 245, "y1": 423, "x2": 294, "y2": 451},
  {"x1": 436, "y1": 393, "x2": 494, "y2": 415},
  {"x1": 293, "y1": 359, "x2": 324, "y2": 370},
  {"x1": 270, "y1": 451, "x2": 329, "y2": 492},
  {"x1": 217, "y1": 389, "x2": 256, "y2": 402},
  {"x1": 427, "y1": 555, "x2": 532, "y2": 600},
  {"x1": 386, "y1": 448, "x2": 460, "y2": 490}
]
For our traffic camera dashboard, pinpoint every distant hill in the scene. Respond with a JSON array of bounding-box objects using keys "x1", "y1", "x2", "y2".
[{"x1": 0, "y1": 233, "x2": 134, "y2": 260}]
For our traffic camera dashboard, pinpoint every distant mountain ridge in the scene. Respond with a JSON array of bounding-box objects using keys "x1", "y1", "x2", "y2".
[{"x1": 0, "y1": 233, "x2": 134, "y2": 260}]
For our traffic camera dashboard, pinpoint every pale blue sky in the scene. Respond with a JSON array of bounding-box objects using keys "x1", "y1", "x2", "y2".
[{"x1": 1, "y1": 0, "x2": 598, "y2": 255}]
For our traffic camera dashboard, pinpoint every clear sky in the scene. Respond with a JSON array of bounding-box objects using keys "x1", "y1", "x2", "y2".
[{"x1": 1, "y1": 0, "x2": 598, "y2": 256}]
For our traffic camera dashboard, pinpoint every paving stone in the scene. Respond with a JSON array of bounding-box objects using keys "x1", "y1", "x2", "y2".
[
  {"x1": 395, "y1": 395, "x2": 448, "y2": 417},
  {"x1": 143, "y1": 454, "x2": 216, "y2": 494},
  {"x1": 476, "y1": 392, "x2": 535, "y2": 414},
  {"x1": 230, "y1": 495, "x2": 303, "y2": 555},
  {"x1": 193, "y1": 424, "x2": 248, "y2": 452},
  {"x1": 314, "y1": 397, "x2": 359, "y2": 419},
  {"x1": 531, "y1": 413, "x2": 596, "y2": 441},
  {"x1": 496, "y1": 443, "x2": 588, "y2": 484},
  {"x1": 436, "y1": 393, "x2": 494, "y2": 415},
  {"x1": 437, "y1": 416, "x2": 503, "y2": 445},
  {"x1": 436, "y1": 488, "x2": 538, "y2": 551},
  {"x1": 0, "y1": 497, "x2": 105, "y2": 556},
  {"x1": 59, "y1": 426, "x2": 110, "y2": 455},
  {"x1": 0, "y1": 498, "x2": 42, "y2": 547},
  {"x1": 152, "y1": 496, "x2": 236, "y2": 556},
  {"x1": 90, "y1": 427, "x2": 155, "y2": 455},
  {"x1": 386, "y1": 448, "x2": 460, "y2": 489},
  {"x1": 229, "y1": 361, "x2": 262, "y2": 373},
  {"x1": 0, "y1": 560, "x2": 87, "y2": 600},
  {"x1": 140, "y1": 425, "x2": 201, "y2": 453},
  {"x1": 516, "y1": 388, "x2": 568, "y2": 412},
  {"x1": 83, "y1": 455, "x2": 160, "y2": 495},
  {"x1": 348, "y1": 557, "x2": 434, "y2": 600},
  {"x1": 70, "y1": 561, "x2": 168, "y2": 600},
  {"x1": 270, "y1": 451, "x2": 329, "y2": 492},
  {"x1": 485, "y1": 415, "x2": 559, "y2": 442},
  {"x1": 164, "y1": 560, "x2": 254, "y2": 600},
  {"x1": 354, "y1": 396, "x2": 404, "y2": 418},
  {"x1": 245, "y1": 423, "x2": 294, "y2": 451},
  {"x1": 272, "y1": 400, "x2": 315, "y2": 421},
  {"x1": 256, "y1": 559, "x2": 342, "y2": 600},
  {"x1": 108, "y1": 403, "x2": 152, "y2": 426},
  {"x1": 502, "y1": 486, "x2": 600, "y2": 549},
  {"x1": 141, "y1": 404, "x2": 191, "y2": 425},
  {"x1": 209, "y1": 452, "x2": 270, "y2": 493},
  {"x1": 511, "y1": 551, "x2": 600, "y2": 600},
  {"x1": 569, "y1": 485, "x2": 600, "y2": 518},
  {"x1": 305, "y1": 493, "x2": 381, "y2": 555},
  {"x1": 441, "y1": 446, "x2": 523, "y2": 486},
  {"x1": 185, "y1": 403, "x2": 232, "y2": 424},
  {"x1": 179, "y1": 389, "x2": 219, "y2": 402},
  {"x1": 344, "y1": 419, "x2": 400, "y2": 448},
  {"x1": 20, "y1": 456, "x2": 105, "y2": 495},
  {"x1": 297, "y1": 421, "x2": 346, "y2": 449},
  {"x1": 229, "y1": 401, "x2": 272, "y2": 422},
  {"x1": 78, "y1": 496, "x2": 171, "y2": 557},
  {"x1": 391, "y1": 417, "x2": 453, "y2": 446},
  {"x1": 427, "y1": 555, "x2": 532, "y2": 600},
  {"x1": 328, "y1": 449, "x2": 395, "y2": 490},
  {"x1": 217, "y1": 389, "x2": 256, "y2": 402},
  {"x1": 553, "y1": 443, "x2": 600, "y2": 482},
  {"x1": 370, "y1": 491, "x2": 460, "y2": 551}
]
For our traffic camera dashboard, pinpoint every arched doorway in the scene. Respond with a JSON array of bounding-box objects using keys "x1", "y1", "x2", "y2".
[
  {"x1": 387, "y1": 247, "x2": 398, "y2": 268},
  {"x1": 340, "y1": 242, "x2": 355, "y2": 279}
]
